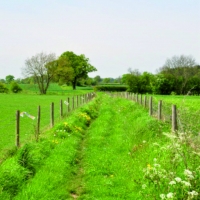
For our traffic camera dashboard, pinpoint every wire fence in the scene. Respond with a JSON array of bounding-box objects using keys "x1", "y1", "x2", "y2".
[
  {"x1": 111, "y1": 92, "x2": 200, "y2": 136},
  {"x1": 0, "y1": 93, "x2": 95, "y2": 152}
]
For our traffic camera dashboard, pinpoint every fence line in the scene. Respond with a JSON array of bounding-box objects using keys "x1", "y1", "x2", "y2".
[
  {"x1": 111, "y1": 92, "x2": 199, "y2": 135},
  {"x1": 12, "y1": 92, "x2": 95, "y2": 148}
]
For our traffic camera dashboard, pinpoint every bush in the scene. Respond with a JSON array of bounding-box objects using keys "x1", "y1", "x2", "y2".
[
  {"x1": 10, "y1": 82, "x2": 22, "y2": 93},
  {"x1": 0, "y1": 82, "x2": 8, "y2": 93},
  {"x1": 94, "y1": 85, "x2": 128, "y2": 92}
]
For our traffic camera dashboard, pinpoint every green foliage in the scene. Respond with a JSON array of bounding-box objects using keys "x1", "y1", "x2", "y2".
[
  {"x1": 10, "y1": 81, "x2": 22, "y2": 93},
  {"x1": 102, "y1": 77, "x2": 111, "y2": 83},
  {"x1": 59, "y1": 51, "x2": 97, "y2": 90},
  {"x1": 94, "y1": 75, "x2": 102, "y2": 84},
  {"x1": 5, "y1": 75, "x2": 15, "y2": 84},
  {"x1": 0, "y1": 157, "x2": 29, "y2": 199},
  {"x1": 94, "y1": 85, "x2": 128, "y2": 91},
  {"x1": 152, "y1": 74, "x2": 175, "y2": 94},
  {"x1": 0, "y1": 82, "x2": 8, "y2": 93},
  {"x1": 123, "y1": 71, "x2": 154, "y2": 94}
]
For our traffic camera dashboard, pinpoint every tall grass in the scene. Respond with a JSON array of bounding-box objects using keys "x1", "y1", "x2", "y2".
[{"x1": 0, "y1": 93, "x2": 199, "y2": 199}]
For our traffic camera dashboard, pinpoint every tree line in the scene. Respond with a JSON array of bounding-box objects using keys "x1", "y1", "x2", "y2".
[
  {"x1": 0, "y1": 53, "x2": 199, "y2": 95},
  {"x1": 122, "y1": 55, "x2": 200, "y2": 95}
]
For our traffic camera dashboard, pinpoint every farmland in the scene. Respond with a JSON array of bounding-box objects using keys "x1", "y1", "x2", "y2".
[
  {"x1": 0, "y1": 91, "x2": 199, "y2": 199},
  {"x1": 0, "y1": 84, "x2": 93, "y2": 155}
]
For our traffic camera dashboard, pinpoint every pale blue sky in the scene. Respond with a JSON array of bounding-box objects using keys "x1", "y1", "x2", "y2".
[{"x1": 0, "y1": 0, "x2": 200, "y2": 79}]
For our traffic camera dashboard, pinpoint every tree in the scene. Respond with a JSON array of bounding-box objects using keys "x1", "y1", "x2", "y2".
[
  {"x1": 103, "y1": 78, "x2": 111, "y2": 84},
  {"x1": 94, "y1": 75, "x2": 101, "y2": 84},
  {"x1": 139, "y1": 72, "x2": 154, "y2": 94},
  {"x1": 151, "y1": 74, "x2": 175, "y2": 94},
  {"x1": 0, "y1": 79, "x2": 5, "y2": 83},
  {"x1": 124, "y1": 69, "x2": 141, "y2": 93},
  {"x1": 59, "y1": 51, "x2": 97, "y2": 90},
  {"x1": 48, "y1": 57, "x2": 74, "y2": 86},
  {"x1": 5, "y1": 75, "x2": 15, "y2": 84},
  {"x1": 22, "y1": 52, "x2": 56, "y2": 94},
  {"x1": 158, "y1": 55, "x2": 198, "y2": 94},
  {"x1": 114, "y1": 76, "x2": 122, "y2": 84}
]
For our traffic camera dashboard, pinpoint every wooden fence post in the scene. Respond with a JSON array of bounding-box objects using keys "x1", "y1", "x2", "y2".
[
  {"x1": 72, "y1": 97, "x2": 75, "y2": 110},
  {"x1": 51, "y1": 102, "x2": 54, "y2": 128},
  {"x1": 158, "y1": 100, "x2": 162, "y2": 120},
  {"x1": 16, "y1": 110, "x2": 20, "y2": 147},
  {"x1": 67, "y1": 97, "x2": 70, "y2": 113},
  {"x1": 144, "y1": 96, "x2": 147, "y2": 108},
  {"x1": 140, "y1": 94, "x2": 142, "y2": 105},
  {"x1": 36, "y1": 106, "x2": 40, "y2": 141},
  {"x1": 77, "y1": 96, "x2": 79, "y2": 108},
  {"x1": 136, "y1": 94, "x2": 138, "y2": 103},
  {"x1": 172, "y1": 105, "x2": 178, "y2": 132},
  {"x1": 149, "y1": 96, "x2": 153, "y2": 116},
  {"x1": 82, "y1": 95, "x2": 84, "y2": 104},
  {"x1": 60, "y1": 100, "x2": 63, "y2": 118},
  {"x1": 85, "y1": 93, "x2": 88, "y2": 103}
]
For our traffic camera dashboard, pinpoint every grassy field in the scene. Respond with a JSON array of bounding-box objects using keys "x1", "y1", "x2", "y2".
[
  {"x1": 0, "y1": 86, "x2": 93, "y2": 156},
  {"x1": 0, "y1": 93, "x2": 199, "y2": 199},
  {"x1": 151, "y1": 95, "x2": 200, "y2": 135},
  {"x1": 18, "y1": 83, "x2": 93, "y2": 95}
]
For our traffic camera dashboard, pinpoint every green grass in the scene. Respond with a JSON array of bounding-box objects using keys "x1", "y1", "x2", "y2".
[
  {"x1": 0, "y1": 93, "x2": 199, "y2": 199},
  {"x1": 0, "y1": 91, "x2": 93, "y2": 157},
  {"x1": 0, "y1": 97, "x2": 99, "y2": 199},
  {"x1": 18, "y1": 83, "x2": 93, "y2": 94},
  {"x1": 151, "y1": 95, "x2": 200, "y2": 135}
]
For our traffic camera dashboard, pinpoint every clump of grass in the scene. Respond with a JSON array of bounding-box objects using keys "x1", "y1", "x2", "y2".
[{"x1": 0, "y1": 157, "x2": 29, "y2": 199}]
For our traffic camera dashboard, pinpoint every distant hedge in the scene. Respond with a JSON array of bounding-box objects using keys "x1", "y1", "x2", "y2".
[{"x1": 94, "y1": 85, "x2": 128, "y2": 92}]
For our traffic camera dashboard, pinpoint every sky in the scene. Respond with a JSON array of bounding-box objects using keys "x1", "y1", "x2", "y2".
[{"x1": 0, "y1": 0, "x2": 200, "y2": 79}]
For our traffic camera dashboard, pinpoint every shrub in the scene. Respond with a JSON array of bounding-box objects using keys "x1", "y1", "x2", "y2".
[
  {"x1": 94, "y1": 85, "x2": 128, "y2": 92},
  {"x1": 0, "y1": 82, "x2": 8, "y2": 93},
  {"x1": 10, "y1": 81, "x2": 22, "y2": 93}
]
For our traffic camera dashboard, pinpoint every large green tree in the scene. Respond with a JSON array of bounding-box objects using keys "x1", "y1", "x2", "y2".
[
  {"x1": 58, "y1": 51, "x2": 97, "y2": 90},
  {"x1": 47, "y1": 57, "x2": 74, "y2": 86},
  {"x1": 5, "y1": 75, "x2": 15, "y2": 84}
]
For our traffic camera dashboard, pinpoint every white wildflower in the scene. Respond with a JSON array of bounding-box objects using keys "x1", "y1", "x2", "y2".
[
  {"x1": 153, "y1": 158, "x2": 157, "y2": 162},
  {"x1": 142, "y1": 184, "x2": 147, "y2": 189},
  {"x1": 187, "y1": 174, "x2": 194, "y2": 180},
  {"x1": 143, "y1": 140, "x2": 146, "y2": 143},
  {"x1": 174, "y1": 177, "x2": 182, "y2": 182},
  {"x1": 181, "y1": 180, "x2": 191, "y2": 187},
  {"x1": 184, "y1": 169, "x2": 193, "y2": 176},
  {"x1": 169, "y1": 181, "x2": 176, "y2": 185},
  {"x1": 166, "y1": 192, "x2": 174, "y2": 199},
  {"x1": 188, "y1": 190, "x2": 198, "y2": 197},
  {"x1": 160, "y1": 194, "x2": 166, "y2": 199}
]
